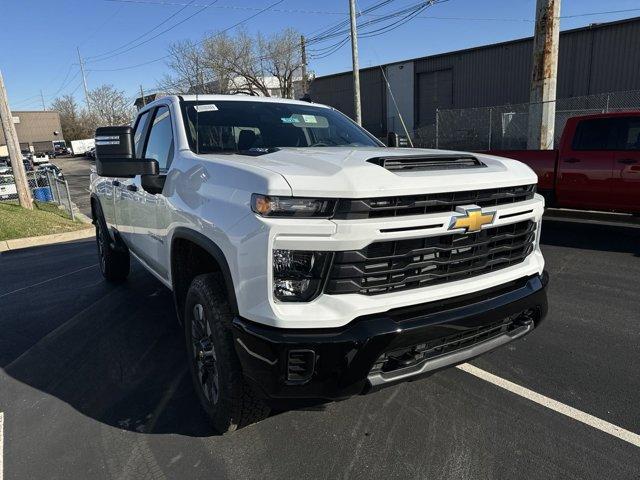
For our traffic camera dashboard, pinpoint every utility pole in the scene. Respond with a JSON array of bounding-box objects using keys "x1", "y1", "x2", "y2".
[
  {"x1": 348, "y1": 0, "x2": 362, "y2": 125},
  {"x1": 300, "y1": 35, "x2": 308, "y2": 95},
  {"x1": 0, "y1": 71, "x2": 32, "y2": 209},
  {"x1": 77, "y1": 46, "x2": 91, "y2": 112},
  {"x1": 140, "y1": 85, "x2": 146, "y2": 106},
  {"x1": 527, "y1": 0, "x2": 561, "y2": 150},
  {"x1": 40, "y1": 89, "x2": 46, "y2": 110}
]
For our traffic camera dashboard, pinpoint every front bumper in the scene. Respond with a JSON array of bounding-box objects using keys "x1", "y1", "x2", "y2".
[{"x1": 232, "y1": 272, "x2": 548, "y2": 401}]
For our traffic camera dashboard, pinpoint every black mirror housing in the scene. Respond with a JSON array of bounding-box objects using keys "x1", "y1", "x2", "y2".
[{"x1": 95, "y1": 126, "x2": 159, "y2": 178}]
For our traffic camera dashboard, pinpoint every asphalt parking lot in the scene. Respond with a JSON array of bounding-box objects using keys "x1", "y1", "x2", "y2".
[{"x1": 1, "y1": 217, "x2": 639, "y2": 479}]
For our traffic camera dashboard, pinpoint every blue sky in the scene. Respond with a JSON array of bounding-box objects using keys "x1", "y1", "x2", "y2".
[{"x1": 2, "y1": 0, "x2": 640, "y2": 110}]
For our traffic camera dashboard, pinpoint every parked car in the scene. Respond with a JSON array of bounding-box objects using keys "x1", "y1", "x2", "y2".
[
  {"x1": 0, "y1": 174, "x2": 17, "y2": 201},
  {"x1": 32, "y1": 154, "x2": 51, "y2": 166},
  {"x1": 486, "y1": 112, "x2": 640, "y2": 214},
  {"x1": 38, "y1": 163, "x2": 64, "y2": 180},
  {"x1": 91, "y1": 95, "x2": 548, "y2": 433}
]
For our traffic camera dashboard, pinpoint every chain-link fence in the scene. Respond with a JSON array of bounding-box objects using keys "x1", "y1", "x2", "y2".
[
  {"x1": 0, "y1": 169, "x2": 75, "y2": 220},
  {"x1": 412, "y1": 90, "x2": 640, "y2": 151}
]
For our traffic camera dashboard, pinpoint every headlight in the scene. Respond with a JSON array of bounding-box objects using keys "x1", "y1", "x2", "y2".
[
  {"x1": 252, "y1": 194, "x2": 336, "y2": 218},
  {"x1": 273, "y1": 250, "x2": 331, "y2": 302}
]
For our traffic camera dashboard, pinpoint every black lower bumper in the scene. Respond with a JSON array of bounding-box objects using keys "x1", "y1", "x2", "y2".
[{"x1": 232, "y1": 272, "x2": 548, "y2": 401}]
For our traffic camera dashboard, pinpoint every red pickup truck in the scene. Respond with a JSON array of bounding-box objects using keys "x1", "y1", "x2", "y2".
[{"x1": 487, "y1": 112, "x2": 640, "y2": 214}]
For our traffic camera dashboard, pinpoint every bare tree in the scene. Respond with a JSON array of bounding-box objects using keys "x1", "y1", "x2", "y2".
[
  {"x1": 88, "y1": 85, "x2": 136, "y2": 127},
  {"x1": 50, "y1": 94, "x2": 95, "y2": 141},
  {"x1": 261, "y1": 29, "x2": 304, "y2": 99},
  {"x1": 157, "y1": 40, "x2": 218, "y2": 94},
  {"x1": 160, "y1": 28, "x2": 304, "y2": 98}
]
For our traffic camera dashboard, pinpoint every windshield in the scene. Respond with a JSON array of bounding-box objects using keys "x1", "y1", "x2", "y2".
[{"x1": 180, "y1": 100, "x2": 381, "y2": 154}]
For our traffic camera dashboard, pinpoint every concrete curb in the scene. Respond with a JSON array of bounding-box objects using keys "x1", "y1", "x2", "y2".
[{"x1": 0, "y1": 227, "x2": 94, "y2": 252}]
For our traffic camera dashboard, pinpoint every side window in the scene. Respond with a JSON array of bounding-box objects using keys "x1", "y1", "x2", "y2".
[
  {"x1": 144, "y1": 106, "x2": 174, "y2": 171},
  {"x1": 572, "y1": 119, "x2": 618, "y2": 151},
  {"x1": 620, "y1": 118, "x2": 640, "y2": 151},
  {"x1": 133, "y1": 111, "x2": 150, "y2": 159}
]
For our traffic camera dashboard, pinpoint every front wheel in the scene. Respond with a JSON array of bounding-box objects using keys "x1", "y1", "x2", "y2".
[{"x1": 185, "y1": 273, "x2": 269, "y2": 433}]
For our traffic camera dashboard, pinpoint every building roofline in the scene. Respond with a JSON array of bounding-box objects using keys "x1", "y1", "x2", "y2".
[{"x1": 313, "y1": 15, "x2": 640, "y2": 80}]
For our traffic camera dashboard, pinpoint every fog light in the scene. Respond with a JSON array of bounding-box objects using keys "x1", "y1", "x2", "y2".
[{"x1": 273, "y1": 250, "x2": 331, "y2": 302}]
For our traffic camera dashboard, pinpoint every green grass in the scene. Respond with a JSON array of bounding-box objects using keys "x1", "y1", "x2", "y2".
[{"x1": 0, "y1": 201, "x2": 91, "y2": 241}]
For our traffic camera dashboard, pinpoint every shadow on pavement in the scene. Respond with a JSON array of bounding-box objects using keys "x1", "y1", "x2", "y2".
[
  {"x1": 1, "y1": 244, "x2": 221, "y2": 437},
  {"x1": 541, "y1": 217, "x2": 640, "y2": 256}
]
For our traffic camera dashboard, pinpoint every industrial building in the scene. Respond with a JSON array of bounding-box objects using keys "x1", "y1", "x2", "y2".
[
  {"x1": 0, "y1": 110, "x2": 64, "y2": 153},
  {"x1": 309, "y1": 16, "x2": 640, "y2": 138}
]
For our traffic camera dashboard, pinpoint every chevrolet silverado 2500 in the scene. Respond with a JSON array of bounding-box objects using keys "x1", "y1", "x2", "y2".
[{"x1": 90, "y1": 95, "x2": 548, "y2": 433}]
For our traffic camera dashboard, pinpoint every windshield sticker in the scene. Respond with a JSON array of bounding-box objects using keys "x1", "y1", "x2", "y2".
[
  {"x1": 281, "y1": 116, "x2": 300, "y2": 123},
  {"x1": 194, "y1": 104, "x2": 219, "y2": 112},
  {"x1": 302, "y1": 114, "x2": 318, "y2": 124}
]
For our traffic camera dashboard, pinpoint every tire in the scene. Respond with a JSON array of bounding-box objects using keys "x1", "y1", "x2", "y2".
[
  {"x1": 95, "y1": 220, "x2": 130, "y2": 283},
  {"x1": 184, "y1": 273, "x2": 270, "y2": 433}
]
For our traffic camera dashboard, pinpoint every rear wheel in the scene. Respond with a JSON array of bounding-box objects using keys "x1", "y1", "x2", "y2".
[
  {"x1": 185, "y1": 273, "x2": 269, "y2": 433},
  {"x1": 95, "y1": 220, "x2": 130, "y2": 282}
]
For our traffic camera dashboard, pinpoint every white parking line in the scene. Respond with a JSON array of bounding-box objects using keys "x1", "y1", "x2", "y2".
[
  {"x1": 1, "y1": 411, "x2": 4, "y2": 480},
  {"x1": 0, "y1": 264, "x2": 97, "y2": 299},
  {"x1": 457, "y1": 363, "x2": 640, "y2": 448}
]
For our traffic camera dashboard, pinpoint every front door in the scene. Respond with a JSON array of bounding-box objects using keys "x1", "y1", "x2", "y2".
[
  {"x1": 114, "y1": 109, "x2": 151, "y2": 252},
  {"x1": 556, "y1": 117, "x2": 616, "y2": 210},
  {"x1": 611, "y1": 116, "x2": 640, "y2": 213},
  {"x1": 131, "y1": 105, "x2": 175, "y2": 279}
]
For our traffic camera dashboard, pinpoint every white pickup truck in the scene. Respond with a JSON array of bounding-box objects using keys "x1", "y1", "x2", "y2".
[{"x1": 90, "y1": 95, "x2": 548, "y2": 433}]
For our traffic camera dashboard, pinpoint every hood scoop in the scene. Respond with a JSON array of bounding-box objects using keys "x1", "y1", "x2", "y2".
[{"x1": 367, "y1": 154, "x2": 486, "y2": 172}]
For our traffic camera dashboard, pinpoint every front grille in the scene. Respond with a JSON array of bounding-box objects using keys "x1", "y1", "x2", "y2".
[
  {"x1": 326, "y1": 220, "x2": 536, "y2": 295},
  {"x1": 333, "y1": 184, "x2": 536, "y2": 219}
]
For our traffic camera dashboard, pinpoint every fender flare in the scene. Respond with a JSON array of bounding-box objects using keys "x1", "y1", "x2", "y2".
[
  {"x1": 170, "y1": 227, "x2": 239, "y2": 315},
  {"x1": 90, "y1": 194, "x2": 126, "y2": 251}
]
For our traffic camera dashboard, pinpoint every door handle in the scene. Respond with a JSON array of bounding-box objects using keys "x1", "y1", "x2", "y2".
[
  {"x1": 564, "y1": 158, "x2": 580, "y2": 163},
  {"x1": 127, "y1": 184, "x2": 138, "y2": 192},
  {"x1": 618, "y1": 158, "x2": 638, "y2": 165},
  {"x1": 112, "y1": 180, "x2": 121, "y2": 186}
]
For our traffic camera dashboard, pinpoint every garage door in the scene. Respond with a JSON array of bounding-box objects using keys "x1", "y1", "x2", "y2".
[{"x1": 416, "y1": 69, "x2": 453, "y2": 127}]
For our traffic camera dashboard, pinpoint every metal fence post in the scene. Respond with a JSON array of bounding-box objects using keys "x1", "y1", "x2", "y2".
[
  {"x1": 488, "y1": 107, "x2": 493, "y2": 150},
  {"x1": 45, "y1": 171, "x2": 53, "y2": 202},
  {"x1": 435, "y1": 109, "x2": 440, "y2": 149},
  {"x1": 605, "y1": 93, "x2": 610, "y2": 113},
  {"x1": 64, "y1": 179, "x2": 75, "y2": 221},
  {"x1": 54, "y1": 178, "x2": 62, "y2": 205}
]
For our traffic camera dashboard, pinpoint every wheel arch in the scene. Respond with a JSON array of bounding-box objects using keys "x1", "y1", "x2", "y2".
[{"x1": 170, "y1": 227, "x2": 239, "y2": 325}]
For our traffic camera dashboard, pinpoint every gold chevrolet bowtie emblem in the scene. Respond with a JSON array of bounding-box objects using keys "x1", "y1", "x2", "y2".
[{"x1": 449, "y1": 206, "x2": 495, "y2": 233}]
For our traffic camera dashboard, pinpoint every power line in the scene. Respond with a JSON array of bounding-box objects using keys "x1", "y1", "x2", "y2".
[
  {"x1": 87, "y1": 0, "x2": 286, "y2": 72},
  {"x1": 103, "y1": 0, "x2": 640, "y2": 22},
  {"x1": 86, "y1": 0, "x2": 200, "y2": 62}
]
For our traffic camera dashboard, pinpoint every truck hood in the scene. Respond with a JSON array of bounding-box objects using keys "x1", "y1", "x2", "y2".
[{"x1": 204, "y1": 147, "x2": 538, "y2": 197}]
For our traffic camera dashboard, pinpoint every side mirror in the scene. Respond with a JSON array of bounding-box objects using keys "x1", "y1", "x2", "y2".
[
  {"x1": 95, "y1": 126, "x2": 158, "y2": 178},
  {"x1": 387, "y1": 131, "x2": 409, "y2": 148}
]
